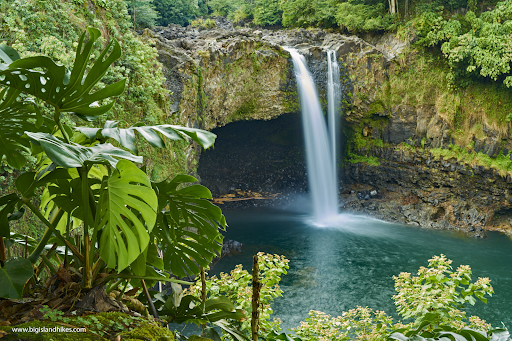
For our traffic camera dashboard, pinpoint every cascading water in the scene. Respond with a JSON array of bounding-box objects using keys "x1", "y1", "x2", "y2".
[
  {"x1": 284, "y1": 47, "x2": 338, "y2": 223},
  {"x1": 327, "y1": 50, "x2": 340, "y2": 189}
]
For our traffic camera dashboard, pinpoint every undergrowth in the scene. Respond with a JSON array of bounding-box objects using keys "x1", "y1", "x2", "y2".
[{"x1": 0, "y1": 0, "x2": 192, "y2": 241}]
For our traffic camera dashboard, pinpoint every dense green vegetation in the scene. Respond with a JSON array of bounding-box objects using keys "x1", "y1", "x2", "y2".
[
  {"x1": 0, "y1": 26, "x2": 256, "y2": 339},
  {"x1": 0, "y1": 0, "x2": 189, "y2": 183},
  {"x1": 0, "y1": 27, "x2": 222, "y2": 295},
  {"x1": 143, "y1": 0, "x2": 502, "y2": 33},
  {"x1": 0, "y1": 0, "x2": 194, "y2": 238}
]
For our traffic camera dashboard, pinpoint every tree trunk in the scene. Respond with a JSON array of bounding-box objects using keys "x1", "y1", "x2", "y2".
[
  {"x1": 200, "y1": 267, "x2": 207, "y2": 303},
  {"x1": 132, "y1": 0, "x2": 136, "y2": 29},
  {"x1": 251, "y1": 255, "x2": 260, "y2": 341},
  {"x1": 0, "y1": 237, "x2": 6, "y2": 264},
  {"x1": 405, "y1": 0, "x2": 409, "y2": 18}
]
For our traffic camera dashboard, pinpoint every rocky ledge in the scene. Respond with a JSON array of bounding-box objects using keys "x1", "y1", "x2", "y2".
[
  {"x1": 147, "y1": 20, "x2": 406, "y2": 131},
  {"x1": 342, "y1": 147, "x2": 512, "y2": 238}
]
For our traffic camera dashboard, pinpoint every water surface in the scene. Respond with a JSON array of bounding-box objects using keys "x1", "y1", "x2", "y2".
[{"x1": 213, "y1": 206, "x2": 512, "y2": 331}]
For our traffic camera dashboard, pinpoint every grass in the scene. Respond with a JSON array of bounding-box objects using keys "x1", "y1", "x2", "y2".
[
  {"x1": 430, "y1": 144, "x2": 512, "y2": 177},
  {"x1": 347, "y1": 136, "x2": 512, "y2": 177},
  {"x1": 347, "y1": 152, "x2": 381, "y2": 166}
]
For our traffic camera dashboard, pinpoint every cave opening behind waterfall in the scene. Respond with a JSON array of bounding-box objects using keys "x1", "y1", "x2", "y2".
[{"x1": 197, "y1": 112, "x2": 310, "y2": 205}]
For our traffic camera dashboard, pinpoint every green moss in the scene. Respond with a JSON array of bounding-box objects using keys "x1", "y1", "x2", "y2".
[
  {"x1": 282, "y1": 91, "x2": 300, "y2": 113},
  {"x1": 355, "y1": 92, "x2": 367, "y2": 101},
  {"x1": 118, "y1": 323, "x2": 175, "y2": 341},
  {"x1": 231, "y1": 98, "x2": 258, "y2": 121},
  {"x1": 366, "y1": 101, "x2": 386, "y2": 116},
  {"x1": 374, "y1": 49, "x2": 512, "y2": 139},
  {"x1": 347, "y1": 152, "x2": 381, "y2": 166},
  {"x1": 430, "y1": 145, "x2": 512, "y2": 177}
]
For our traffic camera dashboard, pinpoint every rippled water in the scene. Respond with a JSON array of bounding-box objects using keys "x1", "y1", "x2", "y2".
[{"x1": 213, "y1": 205, "x2": 512, "y2": 331}]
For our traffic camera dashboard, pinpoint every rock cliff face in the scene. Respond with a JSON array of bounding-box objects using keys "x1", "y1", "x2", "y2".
[
  {"x1": 151, "y1": 20, "x2": 512, "y2": 237},
  {"x1": 341, "y1": 148, "x2": 512, "y2": 238},
  {"x1": 149, "y1": 22, "x2": 401, "y2": 129}
]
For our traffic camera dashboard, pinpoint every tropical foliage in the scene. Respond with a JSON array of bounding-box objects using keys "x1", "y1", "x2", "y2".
[
  {"x1": 415, "y1": 0, "x2": 512, "y2": 88},
  {"x1": 0, "y1": 0, "x2": 182, "y2": 185},
  {"x1": 145, "y1": 0, "x2": 498, "y2": 31},
  {"x1": 154, "y1": 0, "x2": 207, "y2": 26},
  {"x1": 0, "y1": 27, "x2": 226, "y2": 304},
  {"x1": 393, "y1": 254, "x2": 494, "y2": 328},
  {"x1": 127, "y1": 0, "x2": 160, "y2": 29}
]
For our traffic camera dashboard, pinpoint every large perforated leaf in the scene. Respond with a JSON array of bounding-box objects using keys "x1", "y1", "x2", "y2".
[
  {"x1": 160, "y1": 295, "x2": 245, "y2": 324},
  {"x1": 26, "y1": 132, "x2": 142, "y2": 168},
  {"x1": 0, "y1": 45, "x2": 21, "y2": 69},
  {"x1": 0, "y1": 27, "x2": 125, "y2": 118},
  {"x1": 97, "y1": 160, "x2": 158, "y2": 272},
  {"x1": 76, "y1": 120, "x2": 217, "y2": 151},
  {"x1": 152, "y1": 175, "x2": 225, "y2": 278}
]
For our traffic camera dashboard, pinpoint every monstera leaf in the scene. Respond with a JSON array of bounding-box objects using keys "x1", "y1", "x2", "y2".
[
  {"x1": 0, "y1": 258, "x2": 34, "y2": 298},
  {"x1": 153, "y1": 175, "x2": 225, "y2": 278},
  {"x1": 0, "y1": 27, "x2": 125, "y2": 118},
  {"x1": 76, "y1": 120, "x2": 217, "y2": 152},
  {"x1": 97, "y1": 160, "x2": 158, "y2": 272},
  {"x1": 264, "y1": 331, "x2": 301, "y2": 341},
  {"x1": 26, "y1": 132, "x2": 142, "y2": 168},
  {"x1": 0, "y1": 87, "x2": 52, "y2": 169}
]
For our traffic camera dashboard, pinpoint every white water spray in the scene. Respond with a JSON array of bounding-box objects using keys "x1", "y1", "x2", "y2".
[{"x1": 284, "y1": 47, "x2": 338, "y2": 222}]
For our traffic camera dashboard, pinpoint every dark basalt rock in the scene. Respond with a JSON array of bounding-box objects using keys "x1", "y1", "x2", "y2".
[
  {"x1": 221, "y1": 239, "x2": 243, "y2": 255},
  {"x1": 341, "y1": 146, "x2": 512, "y2": 237},
  {"x1": 198, "y1": 112, "x2": 308, "y2": 209}
]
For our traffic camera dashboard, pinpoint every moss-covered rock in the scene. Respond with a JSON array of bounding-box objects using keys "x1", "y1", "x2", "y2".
[{"x1": 151, "y1": 26, "x2": 297, "y2": 131}]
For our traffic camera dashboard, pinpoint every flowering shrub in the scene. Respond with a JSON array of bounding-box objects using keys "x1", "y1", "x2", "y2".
[
  {"x1": 393, "y1": 254, "x2": 493, "y2": 330},
  {"x1": 186, "y1": 252, "x2": 289, "y2": 336},
  {"x1": 184, "y1": 253, "x2": 500, "y2": 341},
  {"x1": 293, "y1": 308, "x2": 394, "y2": 341}
]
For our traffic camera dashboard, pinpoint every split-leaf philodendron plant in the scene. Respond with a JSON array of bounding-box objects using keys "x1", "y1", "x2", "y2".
[{"x1": 0, "y1": 27, "x2": 227, "y2": 302}]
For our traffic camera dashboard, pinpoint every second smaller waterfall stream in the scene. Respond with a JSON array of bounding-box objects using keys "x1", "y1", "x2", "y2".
[
  {"x1": 284, "y1": 47, "x2": 338, "y2": 223},
  {"x1": 327, "y1": 50, "x2": 340, "y2": 190}
]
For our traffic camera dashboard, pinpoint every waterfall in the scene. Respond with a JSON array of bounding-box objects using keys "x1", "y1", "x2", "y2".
[
  {"x1": 327, "y1": 50, "x2": 340, "y2": 191},
  {"x1": 284, "y1": 47, "x2": 338, "y2": 222}
]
